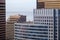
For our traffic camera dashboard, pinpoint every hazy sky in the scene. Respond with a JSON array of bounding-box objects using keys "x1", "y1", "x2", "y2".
[{"x1": 6, "y1": 0, "x2": 36, "y2": 21}]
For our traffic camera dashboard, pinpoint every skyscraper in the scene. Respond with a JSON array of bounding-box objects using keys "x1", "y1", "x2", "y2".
[
  {"x1": 33, "y1": 0, "x2": 60, "y2": 40},
  {"x1": 34, "y1": 9, "x2": 60, "y2": 40},
  {"x1": 0, "y1": 0, "x2": 5, "y2": 40},
  {"x1": 37, "y1": 0, "x2": 60, "y2": 9}
]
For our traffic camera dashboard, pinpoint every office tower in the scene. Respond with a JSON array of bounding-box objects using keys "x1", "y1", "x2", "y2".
[
  {"x1": 0, "y1": 0, "x2": 5, "y2": 40},
  {"x1": 33, "y1": 9, "x2": 60, "y2": 40},
  {"x1": 6, "y1": 15, "x2": 26, "y2": 40},
  {"x1": 14, "y1": 23, "x2": 49, "y2": 40},
  {"x1": 37, "y1": 0, "x2": 60, "y2": 9},
  {"x1": 34, "y1": 0, "x2": 60, "y2": 40}
]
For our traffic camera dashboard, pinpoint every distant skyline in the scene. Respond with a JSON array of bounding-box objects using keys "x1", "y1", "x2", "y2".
[{"x1": 6, "y1": 0, "x2": 36, "y2": 21}]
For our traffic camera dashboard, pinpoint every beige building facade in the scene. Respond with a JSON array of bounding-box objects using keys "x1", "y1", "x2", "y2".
[
  {"x1": 37, "y1": 0, "x2": 60, "y2": 8},
  {"x1": 6, "y1": 15, "x2": 26, "y2": 40},
  {"x1": 38, "y1": 0, "x2": 60, "y2": 2}
]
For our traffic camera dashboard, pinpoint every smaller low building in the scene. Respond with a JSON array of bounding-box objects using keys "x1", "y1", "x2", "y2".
[
  {"x1": 6, "y1": 15, "x2": 26, "y2": 40},
  {"x1": 14, "y1": 23, "x2": 49, "y2": 40}
]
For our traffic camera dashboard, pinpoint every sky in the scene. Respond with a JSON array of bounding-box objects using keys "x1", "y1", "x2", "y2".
[{"x1": 6, "y1": 0, "x2": 36, "y2": 21}]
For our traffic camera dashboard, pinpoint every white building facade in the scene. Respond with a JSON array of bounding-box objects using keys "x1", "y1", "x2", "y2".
[
  {"x1": 14, "y1": 23, "x2": 49, "y2": 40},
  {"x1": 33, "y1": 9, "x2": 60, "y2": 40}
]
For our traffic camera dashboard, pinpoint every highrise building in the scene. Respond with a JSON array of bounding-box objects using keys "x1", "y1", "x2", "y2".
[
  {"x1": 6, "y1": 15, "x2": 26, "y2": 40},
  {"x1": 14, "y1": 23, "x2": 49, "y2": 40},
  {"x1": 0, "y1": 0, "x2": 5, "y2": 40},
  {"x1": 33, "y1": 0, "x2": 60, "y2": 40},
  {"x1": 37, "y1": 0, "x2": 60, "y2": 9},
  {"x1": 34, "y1": 9, "x2": 60, "y2": 40}
]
